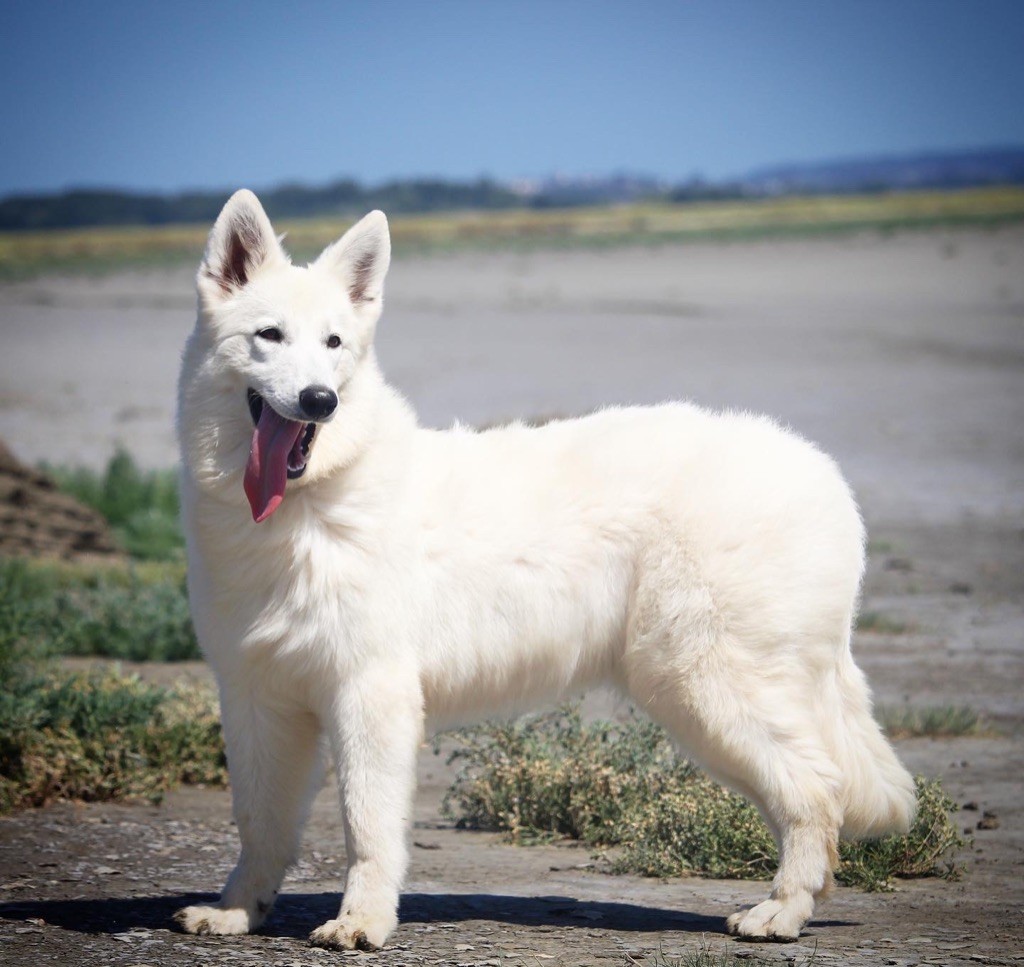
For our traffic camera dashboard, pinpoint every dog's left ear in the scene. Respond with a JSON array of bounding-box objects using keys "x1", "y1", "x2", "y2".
[
  {"x1": 198, "y1": 189, "x2": 284, "y2": 304},
  {"x1": 315, "y1": 210, "x2": 391, "y2": 311}
]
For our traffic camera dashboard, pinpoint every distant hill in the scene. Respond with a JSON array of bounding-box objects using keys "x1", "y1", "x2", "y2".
[
  {"x1": 1, "y1": 146, "x2": 1022, "y2": 231},
  {"x1": 742, "y1": 147, "x2": 1024, "y2": 195}
]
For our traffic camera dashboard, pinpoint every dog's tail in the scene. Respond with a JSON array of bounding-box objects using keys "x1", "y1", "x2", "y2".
[{"x1": 825, "y1": 644, "x2": 917, "y2": 840}]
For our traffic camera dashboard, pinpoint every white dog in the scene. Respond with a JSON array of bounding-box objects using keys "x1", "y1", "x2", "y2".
[{"x1": 174, "y1": 190, "x2": 916, "y2": 950}]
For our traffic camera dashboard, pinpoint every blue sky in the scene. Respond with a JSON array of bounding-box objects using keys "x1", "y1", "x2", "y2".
[{"x1": 1, "y1": 0, "x2": 1022, "y2": 196}]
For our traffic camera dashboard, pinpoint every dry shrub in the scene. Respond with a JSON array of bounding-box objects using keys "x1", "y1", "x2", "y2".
[
  {"x1": 442, "y1": 704, "x2": 965, "y2": 891},
  {"x1": 0, "y1": 600, "x2": 225, "y2": 813}
]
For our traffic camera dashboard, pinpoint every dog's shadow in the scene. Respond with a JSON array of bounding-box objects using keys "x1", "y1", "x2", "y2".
[{"x1": 0, "y1": 891, "x2": 739, "y2": 938}]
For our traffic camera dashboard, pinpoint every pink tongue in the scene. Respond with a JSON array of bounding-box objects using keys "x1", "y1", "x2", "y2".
[{"x1": 243, "y1": 405, "x2": 305, "y2": 522}]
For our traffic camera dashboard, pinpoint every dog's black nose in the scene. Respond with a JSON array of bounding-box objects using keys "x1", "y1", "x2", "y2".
[{"x1": 298, "y1": 385, "x2": 338, "y2": 420}]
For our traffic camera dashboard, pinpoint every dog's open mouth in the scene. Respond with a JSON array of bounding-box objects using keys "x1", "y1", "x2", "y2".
[{"x1": 243, "y1": 389, "x2": 318, "y2": 523}]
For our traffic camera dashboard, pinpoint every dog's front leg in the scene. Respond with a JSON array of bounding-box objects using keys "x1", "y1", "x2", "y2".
[
  {"x1": 175, "y1": 687, "x2": 323, "y2": 936},
  {"x1": 309, "y1": 665, "x2": 423, "y2": 951}
]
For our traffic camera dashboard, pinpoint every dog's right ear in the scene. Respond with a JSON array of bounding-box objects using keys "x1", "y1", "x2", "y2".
[{"x1": 198, "y1": 189, "x2": 283, "y2": 304}]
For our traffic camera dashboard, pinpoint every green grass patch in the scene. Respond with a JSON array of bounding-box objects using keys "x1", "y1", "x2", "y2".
[
  {"x1": 44, "y1": 449, "x2": 184, "y2": 562},
  {"x1": 0, "y1": 557, "x2": 199, "y2": 662},
  {"x1": 441, "y1": 705, "x2": 965, "y2": 891},
  {"x1": 865, "y1": 539, "x2": 894, "y2": 555},
  {"x1": 877, "y1": 704, "x2": 985, "y2": 739},
  {"x1": 855, "y1": 610, "x2": 913, "y2": 634},
  {"x1": 0, "y1": 593, "x2": 224, "y2": 814},
  {"x1": 11, "y1": 450, "x2": 196, "y2": 662},
  {"x1": 0, "y1": 447, "x2": 196, "y2": 668}
]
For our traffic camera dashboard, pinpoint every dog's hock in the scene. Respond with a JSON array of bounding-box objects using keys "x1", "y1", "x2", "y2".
[
  {"x1": 315, "y1": 210, "x2": 391, "y2": 308},
  {"x1": 199, "y1": 189, "x2": 284, "y2": 300}
]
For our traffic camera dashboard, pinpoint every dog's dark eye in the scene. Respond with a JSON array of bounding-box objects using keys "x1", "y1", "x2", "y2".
[
  {"x1": 327, "y1": 334, "x2": 342, "y2": 349},
  {"x1": 256, "y1": 327, "x2": 283, "y2": 342}
]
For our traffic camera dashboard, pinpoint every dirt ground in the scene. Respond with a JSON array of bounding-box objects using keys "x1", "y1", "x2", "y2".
[{"x1": 1, "y1": 227, "x2": 1022, "y2": 965}]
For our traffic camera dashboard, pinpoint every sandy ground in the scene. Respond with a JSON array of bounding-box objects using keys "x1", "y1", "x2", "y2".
[{"x1": 1, "y1": 227, "x2": 1023, "y2": 964}]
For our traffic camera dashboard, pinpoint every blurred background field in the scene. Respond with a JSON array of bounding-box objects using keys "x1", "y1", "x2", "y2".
[{"x1": 2, "y1": 185, "x2": 1023, "y2": 279}]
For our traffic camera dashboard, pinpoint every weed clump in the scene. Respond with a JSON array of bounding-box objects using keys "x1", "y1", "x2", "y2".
[
  {"x1": 441, "y1": 705, "x2": 965, "y2": 891},
  {"x1": 443, "y1": 708, "x2": 677, "y2": 844},
  {"x1": 837, "y1": 779, "x2": 966, "y2": 888},
  {"x1": 855, "y1": 611, "x2": 912, "y2": 634},
  {"x1": 0, "y1": 598, "x2": 224, "y2": 814},
  {"x1": 617, "y1": 775, "x2": 778, "y2": 881},
  {"x1": 876, "y1": 704, "x2": 984, "y2": 739}
]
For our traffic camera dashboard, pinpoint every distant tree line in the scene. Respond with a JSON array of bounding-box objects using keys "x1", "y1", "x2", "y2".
[
  {"x1": 2, "y1": 147, "x2": 1021, "y2": 231},
  {"x1": 0, "y1": 177, "x2": 753, "y2": 230},
  {"x1": 0, "y1": 178, "x2": 525, "y2": 231}
]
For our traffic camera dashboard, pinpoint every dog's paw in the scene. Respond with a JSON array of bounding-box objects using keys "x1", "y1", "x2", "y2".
[
  {"x1": 726, "y1": 898, "x2": 806, "y2": 942},
  {"x1": 174, "y1": 904, "x2": 252, "y2": 936},
  {"x1": 309, "y1": 911, "x2": 397, "y2": 951}
]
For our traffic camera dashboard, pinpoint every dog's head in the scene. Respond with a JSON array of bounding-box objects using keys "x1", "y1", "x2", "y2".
[{"x1": 178, "y1": 189, "x2": 390, "y2": 521}]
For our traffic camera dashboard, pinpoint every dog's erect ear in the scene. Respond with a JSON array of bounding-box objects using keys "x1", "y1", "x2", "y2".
[
  {"x1": 198, "y1": 189, "x2": 283, "y2": 302},
  {"x1": 315, "y1": 211, "x2": 391, "y2": 309}
]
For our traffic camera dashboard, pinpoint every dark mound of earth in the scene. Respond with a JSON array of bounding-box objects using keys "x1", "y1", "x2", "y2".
[{"x1": 0, "y1": 439, "x2": 122, "y2": 561}]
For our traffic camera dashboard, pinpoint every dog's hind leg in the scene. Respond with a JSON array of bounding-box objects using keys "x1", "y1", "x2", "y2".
[
  {"x1": 700, "y1": 674, "x2": 842, "y2": 941},
  {"x1": 309, "y1": 663, "x2": 424, "y2": 952},
  {"x1": 723, "y1": 730, "x2": 840, "y2": 940},
  {"x1": 624, "y1": 537, "x2": 842, "y2": 941},
  {"x1": 636, "y1": 658, "x2": 843, "y2": 940},
  {"x1": 175, "y1": 688, "x2": 323, "y2": 936}
]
